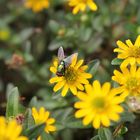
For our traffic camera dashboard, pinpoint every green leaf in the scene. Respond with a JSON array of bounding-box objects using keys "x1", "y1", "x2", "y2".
[
  {"x1": 118, "y1": 126, "x2": 128, "y2": 135},
  {"x1": 48, "y1": 20, "x2": 60, "y2": 33},
  {"x1": 136, "y1": 136, "x2": 140, "y2": 140},
  {"x1": 29, "y1": 96, "x2": 38, "y2": 108},
  {"x1": 23, "y1": 109, "x2": 34, "y2": 129},
  {"x1": 60, "y1": 129, "x2": 74, "y2": 140},
  {"x1": 23, "y1": 123, "x2": 45, "y2": 139},
  {"x1": 66, "y1": 120, "x2": 84, "y2": 129},
  {"x1": 114, "y1": 135, "x2": 123, "y2": 140},
  {"x1": 55, "y1": 123, "x2": 65, "y2": 131},
  {"x1": 111, "y1": 58, "x2": 123, "y2": 65},
  {"x1": 90, "y1": 135, "x2": 100, "y2": 140},
  {"x1": 87, "y1": 59, "x2": 100, "y2": 75},
  {"x1": 120, "y1": 104, "x2": 136, "y2": 123},
  {"x1": 98, "y1": 127, "x2": 113, "y2": 140},
  {"x1": 41, "y1": 132, "x2": 55, "y2": 140},
  {"x1": 65, "y1": 116, "x2": 92, "y2": 129},
  {"x1": 6, "y1": 87, "x2": 20, "y2": 118}
]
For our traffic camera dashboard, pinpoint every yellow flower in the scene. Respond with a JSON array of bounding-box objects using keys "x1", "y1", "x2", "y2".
[
  {"x1": 114, "y1": 35, "x2": 140, "y2": 68},
  {"x1": 74, "y1": 80, "x2": 124, "y2": 129},
  {"x1": 37, "y1": 136, "x2": 41, "y2": 140},
  {"x1": 112, "y1": 64, "x2": 140, "y2": 97},
  {"x1": 32, "y1": 107, "x2": 56, "y2": 133},
  {"x1": 0, "y1": 116, "x2": 28, "y2": 140},
  {"x1": 24, "y1": 0, "x2": 49, "y2": 12},
  {"x1": 69, "y1": 0, "x2": 97, "y2": 14},
  {"x1": 49, "y1": 56, "x2": 92, "y2": 97}
]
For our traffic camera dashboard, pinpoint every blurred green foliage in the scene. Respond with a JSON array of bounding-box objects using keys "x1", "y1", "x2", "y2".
[{"x1": 0, "y1": 0, "x2": 140, "y2": 140}]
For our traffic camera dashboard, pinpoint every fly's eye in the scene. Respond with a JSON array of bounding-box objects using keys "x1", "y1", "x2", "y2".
[{"x1": 60, "y1": 61, "x2": 64, "y2": 65}]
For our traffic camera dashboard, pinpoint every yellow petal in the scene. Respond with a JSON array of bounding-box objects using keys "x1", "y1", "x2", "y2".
[
  {"x1": 114, "y1": 70, "x2": 123, "y2": 78},
  {"x1": 80, "y1": 65, "x2": 88, "y2": 71},
  {"x1": 45, "y1": 125, "x2": 56, "y2": 133},
  {"x1": 134, "y1": 35, "x2": 140, "y2": 47},
  {"x1": 121, "y1": 66, "x2": 129, "y2": 75},
  {"x1": 73, "y1": 6, "x2": 80, "y2": 14},
  {"x1": 92, "y1": 80, "x2": 101, "y2": 94},
  {"x1": 71, "y1": 53, "x2": 78, "y2": 66},
  {"x1": 79, "y1": 73, "x2": 92, "y2": 79},
  {"x1": 83, "y1": 113, "x2": 95, "y2": 125},
  {"x1": 130, "y1": 64, "x2": 136, "y2": 76},
  {"x1": 47, "y1": 118, "x2": 55, "y2": 125},
  {"x1": 50, "y1": 66, "x2": 57, "y2": 73},
  {"x1": 53, "y1": 80, "x2": 65, "y2": 92},
  {"x1": 92, "y1": 115, "x2": 101, "y2": 129},
  {"x1": 75, "y1": 109, "x2": 89, "y2": 118},
  {"x1": 76, "y1": 83, "x2": 84, "y2": 90},
  {"x1": 111, "y1": 97, "x2": 124, "y2": 104},
  {"x1": 111, "y1": 87, "x2": 125, "y2": 95},
  {"x1": 77, "y1": 78, "x2": 89, "y2": 84},
  {"x1": 136, "y1": 58, "x2": 140, "y2": 64},
  {"x1": 75, "y1": 60, "x2": 84, "y2": 69},
  {"x1": 87, "y1": 0, "x2": 97, "y2": 11},
  {"x1": 120, "y1": 60, "x2": 130, "y2": 68},
  {"x1": 61, "y1": 84, "x2": 69, "y2": 96},
  {"x1": 116, "y1": 40, "x2": 129, "y2": 50},
  {"x1": 49, "y1": 77, "x2": 63, "y2": 83},
  {"x1": 129, "y1": 57, "x2": 136, "y2": 65},
  {"x1": 126, "y1": 39, "x2": 134, "y2": 48},
  {"x1": 101, "y1": 115, "x2": 110, "y2": 127},
  {"x1": 77, "y1": 91, "x2": 88, "y2": 101},
  {"x1": 85, "y1": 84, "x2": 92, "y2": 94},
  {"x1": 70, "y1": 85, "x2": 77, "y2": 95},
  {"x1": 108, "y1": 113, "x2": 120, "y2": 121},
  {"x1": 37, "y1": 136, "x2": 41, "y2": 140},
  {"x1": 114, "y1": 48, "x2": 125, "y2": 53},
  {"x1": 111, "y1": 105, "x2": 124, "y2": 113},
  {"x1": 44, "y1": 111, "x2": 50, "y2": 120},
  {"x1": 102, "y1": 82, "x2": 111, "y2": 95},
  {"x1": 16, "y1": 136, "x2": 28, "y2": 140},
  {"x1": 74, "y1": 101, "x2": 89, "y2": 108}
]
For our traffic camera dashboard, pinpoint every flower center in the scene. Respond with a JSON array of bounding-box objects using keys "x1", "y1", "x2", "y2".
[
  {"x1": 79, "y1": 0, "x2": 87, "y2": 3},
  {"x1": 65, "y1": 67, "x2": 78, "y2": 83},
  {"x1": 92, "y1": 97, "x2": 106, "y2": 109},
  {"x1": 129, "y1": 47, "x2": 140, "y2": 58},
  {"x1": 126, "y1": 77, "x2": 140, "y2": 96}
]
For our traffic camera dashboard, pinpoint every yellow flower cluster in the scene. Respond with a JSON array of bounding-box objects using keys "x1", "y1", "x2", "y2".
[
  {"x1": 113, "y1": 35, "x2": 140, "y2": 98},
  {"x1": 32, "y1": 107, "x2": 56, "y2": 133},
  {"x1": 0, "y1": 116, "x2": 28, "y2": 140},
  {"x1": 69, "y1": 0, "x2": 98, "y2": 14},
  {"x1": 114, "y1": 35, "x2": 140, "y2": 68},
  {"x1": 24, "y1": 0, "x2": 97, "y2": 14},
  {"x1": 24, "y1": 0, "x2": 50, "y2": 12},
  {"x1": 49, "y1": 47, "x2": 126, "y2": 129}
]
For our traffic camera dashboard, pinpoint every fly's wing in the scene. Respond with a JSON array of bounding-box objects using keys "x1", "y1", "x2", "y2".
[
  {"x1": 64, "y1": 53, "x2": 78, "y2": 67},
  {"x1": 58, "y1": 46, "x2": 65, "y2": 62}
]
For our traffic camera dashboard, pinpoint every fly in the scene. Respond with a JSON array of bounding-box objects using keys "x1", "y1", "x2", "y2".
[{"x1": 56, "y1": 46, "x2": 78, "y2": 77}]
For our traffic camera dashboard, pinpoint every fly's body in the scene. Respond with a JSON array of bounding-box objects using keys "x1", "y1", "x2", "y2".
[{"x1": 56, "y1": 60, "x2": 65, "y2": 76}]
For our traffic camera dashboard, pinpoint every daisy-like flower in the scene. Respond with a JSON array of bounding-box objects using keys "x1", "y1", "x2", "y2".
[
  {"x1": 49, "y1": 56, "x2": 92, "y2": 97},
  {"x1": 24, "y1": 0, "x2": 49, "y2": 12},
  {"x1": 74, "y1": 80, "x2": 124, "y2": 129},
  {"x1": 0, "y1": 116, "x2": 28, "y2": 140},
  {"x1": 32, "y1": 107, "x2": 56, "y2": 134},
  {"x1": 114, "y1": 35, "x2": 140, "y2": 68},
  {"x1": 112, "y1": 64, "x2": 140, "y2": 97},
  {"x1": 69, "y1": 0, "x2": 97, "y2": 14}
]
